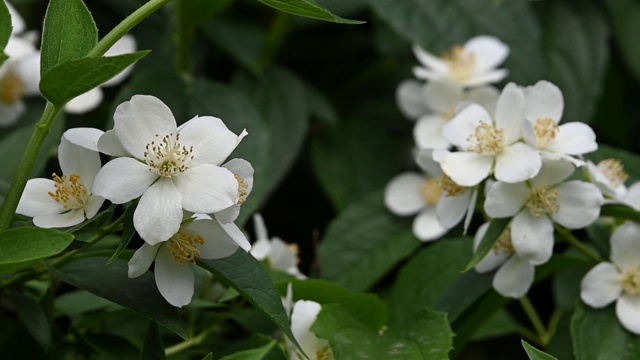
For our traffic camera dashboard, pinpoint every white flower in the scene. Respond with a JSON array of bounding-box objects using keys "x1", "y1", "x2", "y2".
[
  {"x1": 521, "y1": 81, "x2": 597, "y2": 164},
  {"x1": 396, "y1": 79, "x2": 431, "y2": 120},
  {"x1": 0, "y1": 2, "x2": 40, "y2": 127},
  {"x1": 384, "y1": 150, "x2": 476, "y2": 241},
  {"x1": 440, "y1": 83, "x2": 541, "y2": 186},
  {"x1": 473, "y1": 222, "x2": 534, "y2": 298},
  {"x1": 16, "y1": 131, "x2": 105, "y2": 227},
  {"x1": 413, "y1": 81, "x2": 499, "y2": 149},
  {"x1": 581, "y1": 222, "x2": 640, "y2": 334},
  {"x1": 213, "y1": 158, "x2": 254, "y2": 224},
  {"x1": 92, "y1": 95, "x2": 248, "y2": 245},
  {"x1": 412, "y1": 35, "x2": 509, "y2": 87},
  {"x1": 64, "y1": 35, "x2": 137, "y2": 114},
  {"x1": 250, "y1": 214, "x2": 306, "y2": 279},
  {"x1": 586, "y1": 159, "x2": 640, "y2": 209},
  {"x1": 128, "y1": 213, "x2": 249, "y2": 307},
  {"x1": 484, "y1": 159, "x2": 604, "y2": 265}
]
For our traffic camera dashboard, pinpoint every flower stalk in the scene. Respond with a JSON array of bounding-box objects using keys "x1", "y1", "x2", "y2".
[{"x1": 519, "y1": 296, "x2": 550, "y2": 347}]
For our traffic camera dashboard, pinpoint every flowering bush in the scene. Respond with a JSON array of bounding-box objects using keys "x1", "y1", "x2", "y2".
[{"x1": 2, "y1": 0, "x2": 640, "y2": 359}]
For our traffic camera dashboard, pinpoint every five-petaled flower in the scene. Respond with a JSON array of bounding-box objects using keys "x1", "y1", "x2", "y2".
[{"x1": 250, "y1": 214, "x2": 306, "y2": 279}]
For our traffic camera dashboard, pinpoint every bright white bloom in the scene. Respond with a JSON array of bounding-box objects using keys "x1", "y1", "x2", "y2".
[
  {"x1": 0, "y1": 1, "x2": 40, "y2": 127},
  {"x1": 412, "y1": 36, "x2": 509, "y2": 87},
  {"x1": 440, "y1": 83, "x2": 541, "y2": 186},
  {"x1": 396, "y1": 79, "x2": 431, "y2": 120},
  {"x1": 250, "y1": 214, "x2": 306, "y2": 279},
  {"x1": 587, "y1": 159, "x2": 640, "y2": 209},
  {"x1": 214, "y1": 158, "x2": 254, "y2": 224},
  {"x1": 521, "y1": 81, "x2": 597, "y2": 164},
  {"x1": 283, "y1": 285, "x2": 333, "y2": 360},
  {"x1": 581, "y1": 222, "x2": 640, "y2": 335},
  {"x1": 64, "y1": 35, "x2": 137, "y2": 114},
  {"x1": 484, "y1": 159, "x2": 604, "y2": 265},
  {"x1": 473, "y1": 223, "x2": 534, "y2": 298},
  {"x1": 413, "y1": 81, "x2": 499, "y2": 149},
  {"x1": 93, "y1": 95, "x2": 247, "y2": 245},
  {"x1": 384, "y1": 150, "x2": 476, "y2": 241},
  {"x1": 128, "y1": 213, "x2": 250, "y2": 307},
  {"x1": 17, "y1": 132, "x2": 105, "y2": 227}
]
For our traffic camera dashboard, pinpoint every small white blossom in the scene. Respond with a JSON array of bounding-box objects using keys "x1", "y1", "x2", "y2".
[
  {"x1": 250, "y1": 214, "x2": 306, "y2": 279},
  {"x1": 581, "y1": 222, "x2": 640, "y2": 334},
  {"x1": 412, "y1": 35, "x2": 509, "y2": 87},
  {"x1": 587, "y1": 158, "x2": 640, "y2": 209}
]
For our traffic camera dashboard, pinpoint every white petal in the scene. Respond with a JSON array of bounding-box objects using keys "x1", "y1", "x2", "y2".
[
  {"x1": 0, "y1": 100, "x2": 25, "y2": 127},
  {"x1": 253, "y1": 213, "x2": 269, "y2": 240},
  {"x1": 464, "y1": 36, "x2": 509, "y2": 73},
  {"x1": 494, "y1": 83, "x2": 525, "y2": 144},
  {"x1": 624, "y1": 182, "x2": 640, "y2": 210},
  {"x1": 493, "y1": 255, "x2": 534, "y2": 298},
  {"x1": 102, "y1": 34, "x2": 137, "y2": 87},
  {"x1": 396, "y1": 79, "x2": 430, "y2": 119},
  {"x1": 443, "y1": 104, "x2": 491, "y2": 149},
  {"x1": 580, "y1": 262, "x2": 622, "y2": 308},
  {"x1": 114, "y1": 95, "x2": 177, "y2": 159},
  {"x1": 291, "y1": 300, "x2": 323, "y2": 357},
  {"x1": 62, "y1": 128, "x2": 104, "y2": 152},
  {"x1": 96, "y1": 129, "x2": 129, "y2": 157},
  {"x1": 463, "y1": 187, "x2": 478, "y2": 234},
  {"x1": 223, "y1": 158, "x2": 254, "y2": 194},
  {"x1": 484, "y1": 181, "x2": 528, "y2": 218},
  {"x1": 214, "y1": 205, "x2": 240, "y2": 224},
  {"x1": 134, "y1": 178, "x2": 183, "y2": 245},
  {"x1": 415, "y1": 149, "x2": 443, "y2": 176},
  {"x1": 587, "y1": 160, "x2": 620, "y2": 198},
  {"x1": 178, "y1": 116, "x2": 243, "y2": 167},
  {"x1": 184, "y1": 218, "x2": 239, "y2": 259},
  {"x1": 250, "y1": 237, "x2": 271, "y2": 261},
  {"x1": 546, "y1": 122, "x2": 597, "y2": 155},
  {"x1": 530, "y1": 158, "x2": 575, "y2": 187},
  {"x1": 64, "y1": 88, "x2": 104, "y2": 114},
  {"x1": 173, "y1": 165, "x2": 237, "y2": 214},
  {"x1": 437, "y1": 189, "x2": 472, "y2": 229},
  {"x1": 128, "y1": 242, "x2": 161, "y2": 278},
  {"x1": 412, "y1": 207, "x2": 448, "y2": 242},
  {"x1": 511, "y1": 211, "x2": 554, "y2": 265},
  {"x1": 58, "y1": 137, "x2": 101, "y2": 190},
  {"x1": 219, "y1": 220, "x2": 251, "y2": 252},
  {"x1": 154, "y1": 248, "x2": 194, "y2": 307},
  {"x1": 553, "y1": 181, "x2": 603, "y2": 229},
  {"x1": 473, "y1": 222, "x2": 508, "y2": 273},
  {"x1": 412, "y1": 67, "x2": 443, "y2": 82},
  {"x1": 465, "y1": 69, "x2": 509, "y2": 87},
  {"x1": 7, "y1": 1, "x2": 25, "y2": 34},
  {"x1": 494, "y1": 143, "x2": 541, "y2": 183},
  {"x1": 384, "y1": 172, "x2": 425, "y2": 215},
  {"x1": 413, "y1": 114, "x2": 450, "y2": 149},
  {"x1": 611, "y1": 222, "x2": 640, "y2": 271},
  {"x1": 466, "y1": 86, "x2": 500, "y2": 116},
  {"x1": 412, "y1": 45, "x2": 449, "y2": 73},
  {"x1": 92, "y1": 157, "x2": 157, "y2": 204},
  {"x1": 33, "y1": 209, "x2": 85, "y2": 228},
  {"x1": 422, "y1": 80, "x2": 463, "y2": 114},
  {"x1": 441, "y1": 151, "x2": 493, "y2": 187},
  {"x1": 524, "y1": 80, "x2": 563, "y2": 122},
  {"x1": 16, "y1": 178, "x2": 63, "y2": 217},
  {"x1": 15, "y1": 52, "x2": 40, "y2": 95},
  {"x1": 616, "y1": 294, "x2": 640, "y2": 335},
  {"x1": 83, "y1": 195, "x2": 105, "y2": 220},
  {"x1": 269, "y1": 237, "x2": 298, "y2": 271}
]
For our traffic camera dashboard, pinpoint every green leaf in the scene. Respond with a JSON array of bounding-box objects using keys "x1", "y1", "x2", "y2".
[
  {"x1": 0, "y1": 51, "x2": 7, "y2": 67},
  {"x1": 571, "y1": 301, "x2": 640, "y2": 360},
  {"x1": 587, "y1": 144, "x2": 640, "y2": 183},
  {"x1": 464, "y1": 218, "x2": 511, "y2": 272},
  {"x1": 202, "y1": 354, "x2": 213, "y2": 360},
  {"x1": 319, "y1": 191, "x2": 421, "y2": 291},
  {"x1": 255, "y1": 0, "x2": 364, "y2": 24},
  {"x1": 107, "y1": 203, "x2": 137, "y2": 264},
  {"x1": 84, "y1": 333, "x2": 140, "y2": 359},
  {"x1": 197, "y1": 250, "x2": 302, "y2": 353},
  {"x1": 219, "y1": 341, "x2": 279, "y2": 360},
  {"x1": 274, "y1": 279, "x2": 387, "y2": 331},
  {"x1": 601, "y1": 204, "x2": 640, "y2": 223},
  {"x1": 183, "y1": 0, "x2": 235, "y2": 25},
  {"x1": 366, "y1": 0, "x2": 544, "y2": 84},
  {"x1": 54, "y1": 290, "x2": 120, "y2": 318},
  {"x1": 0, "y1": 0, "x2": 10, "y2": 49},
  {"x1": 141, "y1": 322, "x2": 166, "y2": 360},
  {"x1": 48, "y1": 256, "x2": 187, "y2": 339},
  {"x1": 7, "y1": 293, "x2": 51, "y2": 349},
  {"x1": 310, "y1": 122, "x2": 404, "y2": 210},
  {"x1": 313, "y1": 304, "x2": 453, "y2": 359},
  {"x1": 40, "y1": 0, "x2": 98, "y2": 75},
  {"x1": 543, "y1": 1, "x2": 609, "y2": 123},
  {"x1": 40, "y1": 51, "x2": 149, "y2": 107},
  {"x1": 605, "y1": 0, "x2": 640, "y2": 83},
  {"x1": 522, "y1": 340, "x2": 558, "y2": 360},
  {"x1": 201, "y1": 19, "x2": 266, "y2": 76},
  {"x1": 0, "y1": 227, "x2": 74, "y2": 275},
  {"x1": 306, "y1": 84, "x2": 338, "y2": 125}
]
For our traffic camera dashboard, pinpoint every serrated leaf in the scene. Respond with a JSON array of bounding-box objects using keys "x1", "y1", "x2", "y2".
[
  {"x1": 366, "y1": 0, "x2": 544, "y2": 84},
  {"x1": 7, "y1": 293, "x2": 51, "y2": 349},
  {"x1": 522, "y1": 340, "x2": 558, "y2": 360},
  {"x1": 464, "y1": 217, "x2": 511, "y2": 272},
  {"x1": 319, "y1": 191, "x2": 421, "y2": 291},
  {"x1": 40, "y1": 51, "x2": 149, "y2": 107},
  {"x1": 0, "y1": 0, "x2": 10, "y2": 49},
  {"x1": 255, "y1": 0, "x2": 364, "y2": 24},
  {"x1": 40, "y1": 0, "x2": 97, "y2": 75},
  {"x1": 197, "y1": 250, "x2": 302, "y2": 354},
  {"x1": 0, "y1": 227, "x2": 74, "y2": 275},
  {"x1": 141, "y1": 322, "x2": 166, "y2": 360},
  {"x1": 107, "y1": 202, "x2": 137, "y2": 264},
  {"x1": 605, "y1": 0, "x2": 640, "y2": 83},
  {"x1": 48, "y1": 256, "x2": 187, "y2": 339}
]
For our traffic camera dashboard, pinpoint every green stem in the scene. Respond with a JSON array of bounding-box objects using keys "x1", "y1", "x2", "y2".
[
  {"x1": 165, "y1": 321, "x2": 222, "y2": 356},
  {"x1": 0, "y1": 0, "x2": 175, "y2": 232},
  {"x1": 554, "y1": 225, "x2": 605, "y2": 263},
  {"x1": 261, "y1": 12, "x2": 293, "y2": 70},
  {"x1": 519, "y1": 296, "x2": 550, "y2": 347},
  {"x1": 174, "y1": 0, "x2": 193, "y2": 79}
]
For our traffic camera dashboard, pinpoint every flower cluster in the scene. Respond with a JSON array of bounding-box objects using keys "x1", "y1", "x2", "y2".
[{"x1": 17, "y1": 95, "x2": 253, "y2": 307}]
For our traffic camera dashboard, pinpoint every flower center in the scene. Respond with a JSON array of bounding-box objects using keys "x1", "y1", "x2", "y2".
[
  {"x1": 623, "y1": 266, "x2": 640, "y2": 296},
  {"x1": 317, "y1": 346, "x2": 334, "y2": 360},
  {"x1": 144, "y1": 133, "x2": 193, "y2": 177},
  {"x1": 422, "y1": 179, "x2": 443, "y2": 205},
  {"x1": 598, "y1": 159, "x2": 628, "y2": 188},
  {"x1": 0, "y1": 71, "x2": 26, "y2": 104},
  {"x1": 534, "y1": 118, "x2": 559, "y2": 148},
  {"x1": 166, "y1": 230, "x2": 205, "y2": 266},
  {"x1": 48, "y1": 173, "x2": 89, "y2": 209},
  {"x1": 438, "y1": 174, "x2": 466, "y2": 197},
  {"x1": 235, "y1": 175, "x2": 249, "y2": 205},
  {"x1": 525, "y1": 186, "x2": 560, "y2": 217},
  {"x1": 467, "y1": 121, "x2": 504, "y2": 155},
  {"x1": 492, "y1": 226, "x2": 514, "y2": 256},
  {"x1": 442, "y1": 46, "x2": 475, "y2": 82}
]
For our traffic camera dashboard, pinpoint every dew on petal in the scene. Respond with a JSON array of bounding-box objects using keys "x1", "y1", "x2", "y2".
[
  {"x1": 597, "y1": 159, "x2": 628, "y2": 188},
  {"x1": 144, "y1": 133, "x2": 194, "y2": 177},
  {"x1": 442, "y1": 46, "x2": 476, "y2": 83},
  {"x1": 421, "y1": 179, "x2": 443, "y2": 205},
  {"x1": 525, "y1": 186, "x2": 560, "y2": 217},
  {"x1": 48, "y1": 173, "x2": 89, "y2": 209},
  {"x1": 0, "y1": 71, "x2": 26, "y2": 104},
  {"x1": 467, "y1": 121, "x2": 504, "y2": 155},
  {"x1": 622, "y1": 266, "x2": 640, "y2": 296},
  {"x1": 167, "y1": 230, "x2": 205, "y2": 266},
  {"x1": 438, "y1": 173, "x2": 466, "y2": 197},
  {"x1": 534, "y1": 118, "x2": 559, "y2": 148}
]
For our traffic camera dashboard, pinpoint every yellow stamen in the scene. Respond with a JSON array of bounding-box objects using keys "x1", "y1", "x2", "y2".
[
  {"x1": 438, "y1": 174, "x2": 466, "y2": 197},
  {"x1": 467, "y1": 121, "x2": 504, "y2": 155},
  {"x1": 492, "y1": 227, "x2": 514, "y2": 256},
  {"x1": 525, "y1": 186, "x2": 560, "y2": 217},
  {"x1": 422, "y1": 179, "x2": 443, "y2": 205},
  {"x1": 442, "y1": 46, "x2": 476, "y2": 82},
  {"x1": 0, "y1": 72, "x2": 26, "y2": 104},
  {"x1": 235, "y1": 175, "x2": 249, "y2": 205},
  {"x1": 623, "y1": 266, "x2": 640, "y2": 296},
  {"x1": 166, "y1": 230, "x2": 205, "y2": 266},
  {"x1": 47, "y1": 173, "x2": 89, "y2": 209},
  {"x1": 598, "y1": 159, "x2": 628, "y2": 188},
  {"x1": 533, "y1": 118, "x2": 559, "y2": 148},
  {"x1": 144, "y1": 133, "x2": 193, "y2": 177}
]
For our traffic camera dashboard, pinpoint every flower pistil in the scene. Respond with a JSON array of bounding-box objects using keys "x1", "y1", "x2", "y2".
[{"x1": 144, "y1": 133, "x2": 194, "y2": 177}]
